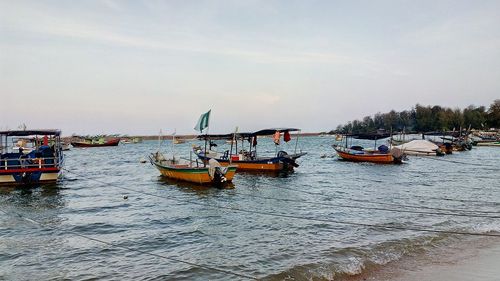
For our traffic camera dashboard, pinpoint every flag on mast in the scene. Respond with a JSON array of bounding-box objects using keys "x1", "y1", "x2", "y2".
[{"x1": 194, "y1": 110, "x2": 211, "y2": 132}]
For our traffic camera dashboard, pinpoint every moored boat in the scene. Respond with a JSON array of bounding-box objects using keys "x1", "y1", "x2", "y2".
[
  {"x1": 476, "y1": 141, "x2": 500, "y2": 147},
  {"x1": 71, "y1": 137, "x2": 120, "y2": 147},
  {"x1": 194, "y1": 128, "x2": 307, "y2": 172},
  {"x1": 149, "y1": 152, "x2": 236, "y2": 186},
  {"x1": 332, "y1": 145, "x2": 402, "y2": 164},
  {"x1": 150, "y1": 110, "x2": 238, "y2": 187},
  {"x1": 332, "y1": 132, "x2": 404, "y2": 164},
  {"x1": 393, "y1": 139, "x2": 444, "y2": 156},
  {"x1": 0, "y1": 129, "x2": 64, "y2": 186}
]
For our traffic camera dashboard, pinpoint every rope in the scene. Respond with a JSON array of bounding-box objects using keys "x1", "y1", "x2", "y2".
[
  {"x1": 62, "y1": 169, "x2": 500, "y2": 238},
  {"x1": 409, "y1": 154, "x2": 499, "y2": 169},
  {"x1": 234, "y1": 191, "x2": 500, "y2": 219},
  {"x1": 276, "y1": 185, "x2": 500, "y2": 214},
  {"x1": 0, "y1": 209, "x2": 257, "y2": 280}
]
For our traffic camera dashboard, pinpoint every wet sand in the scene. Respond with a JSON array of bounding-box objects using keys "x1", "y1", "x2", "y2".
[{"x1": 346, "y1": 236, "x2": 500, "y2": 281}]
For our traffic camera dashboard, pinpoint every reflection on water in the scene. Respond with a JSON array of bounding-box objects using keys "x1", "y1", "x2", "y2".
[{"x1": 0, "y1": 138, "x2": 499, "y2": 280}]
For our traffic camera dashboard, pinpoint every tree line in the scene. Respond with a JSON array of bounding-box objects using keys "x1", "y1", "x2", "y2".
[{"x1": 332, "y1": 99, "x2": 500, "y2": 134}]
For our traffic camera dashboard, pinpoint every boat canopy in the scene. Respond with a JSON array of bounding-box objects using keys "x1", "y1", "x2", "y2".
[
  {"x1": 347, "y1": 133, "x2": 391, "y2": 140},
  {"x1": 424, "y1": 131, "x2": 461, "y2": 137},
  {"x1": 0, "y1": 129, "x2": 61, "y2": 136},
  {"x1": 198, "y1": 128, "x2": 301, "y2": 140},
  {"x1": 394, "y1": 139, "x2": 439, "y2": 152}
]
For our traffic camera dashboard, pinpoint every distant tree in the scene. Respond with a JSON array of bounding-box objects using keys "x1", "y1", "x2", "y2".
[
  {"x1": 487, "y1": 99, "x2": 500, "y2": 128},
  {"x1": 332, "y1": 101, "x2": 496, "y2": 134},
  {"x1": 463, "y1": 105, "x2": 487, "y2": 129}
]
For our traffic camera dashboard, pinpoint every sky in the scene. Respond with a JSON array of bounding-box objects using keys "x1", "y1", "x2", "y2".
[{"x1": 1, "y1": 0, "x2": 499, "y2": 135}]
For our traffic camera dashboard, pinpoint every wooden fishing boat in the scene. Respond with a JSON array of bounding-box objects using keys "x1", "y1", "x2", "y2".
[
  {"x1": 150, "y1": 111, "x2": 238, "y2": 187},
  {"x1": 194, "y1": 128, "x2": 307, "y2": 172},
  {"x1": 0, "y1": 129, "x2": 64, "y2": 186},
  {"x1": 333, "y1": 132, "x2": 404, "y2": 164},
  {"x1": 149, "y1": 152, "x2": 237, "y2": 186},
  {"x1": 477, "y1": 141, "x2": 500, "y2": 147},
  {"x1": 333, "y1": 145, "x2": 401, "y2": 164},
  {"x1": 71, "y1": 137, "x2": 120, "y2": 147},
  {"x1": 173, "y1": 138, "x2": 186, "y2": 144}
]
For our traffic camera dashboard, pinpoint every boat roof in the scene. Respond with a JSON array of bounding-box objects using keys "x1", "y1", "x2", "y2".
[
  {"x1": 347, "y1": 133, "x2": 391, "y2": 140},
  {"x1": 0, "y1": 129, "x2": 61, "y2": 136},
  {"x1": 424, "y1": 131, "x2": 460, "y2": 137},
  {"x1": 252, "y1": 128, "x2": 301, "y2": 136},
  {"x1": 197, "y1": 128, "x2": 301, "y2": 140}
]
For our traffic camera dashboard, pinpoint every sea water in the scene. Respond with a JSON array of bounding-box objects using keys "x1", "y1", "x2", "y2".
[{"x1": 1, "y1": 137, "x2": 499, "y2": 280}]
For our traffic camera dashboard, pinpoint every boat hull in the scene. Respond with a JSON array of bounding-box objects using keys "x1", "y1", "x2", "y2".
[
  {"x1": 152, "y1": 162, "x2": 237, "y2": 185},
  {"x1": 195, "y1": 152, "x2": 306, "y2": 172},
  {"x1": 71, "y1": 139, "x2": 120, "y2": 147},
  {"x1": 0, "y1": 168, "x2": 60, "y2": 185},
  {"x1": 477, "y1": 142, "x2": 500, "y2": 147},
  {"x1": 334, "y1": 147, "x2": 396, "y2": 164},
  {"x1": 209, "y1": 159, "x2": 283, "y2": 171}
]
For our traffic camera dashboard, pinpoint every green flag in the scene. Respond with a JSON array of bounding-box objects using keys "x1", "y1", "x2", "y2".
[{"x1": 194, "y1": 110, "x2": 211, "y2": 132}]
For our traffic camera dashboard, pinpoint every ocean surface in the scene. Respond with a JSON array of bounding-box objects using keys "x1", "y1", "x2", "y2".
[{"x1": 1, "y1": 137, "x2": 499, "y2": 280}]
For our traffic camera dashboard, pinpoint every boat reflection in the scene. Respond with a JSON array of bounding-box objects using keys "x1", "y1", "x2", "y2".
[{"x1": 155, "y1": 175, "x2": 235, "y2": 190}]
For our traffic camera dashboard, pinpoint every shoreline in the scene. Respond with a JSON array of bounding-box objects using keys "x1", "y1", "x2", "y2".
[{"x1": 344, "y1": 235, "x2": 500, "y2": 281}]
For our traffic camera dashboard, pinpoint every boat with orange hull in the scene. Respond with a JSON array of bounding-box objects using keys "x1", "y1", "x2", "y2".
[
  {"x1": 332, "y1": 131, "x2": 404, "y2": 164},
  {"x1": 195, "y1": 128, "x2": 307, "y2": 172},
  {"x1": 333, "y1": 145, "x2": 399, "y2": 164},
  {"x1": 0, "y1": 129, "x2": 64, "y2": 186},
  {"x1": 71, "y1": 138, "x2": 120, "y2": 147}
]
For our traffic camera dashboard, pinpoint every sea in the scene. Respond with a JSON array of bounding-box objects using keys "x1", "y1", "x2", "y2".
[{"x1": 1, "y1": 136, "x2": 499, "y2": 280}]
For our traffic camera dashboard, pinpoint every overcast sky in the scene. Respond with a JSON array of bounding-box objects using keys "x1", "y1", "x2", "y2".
[{"x1": 1, "y1": 0, "x2": 499, "y2": 135}]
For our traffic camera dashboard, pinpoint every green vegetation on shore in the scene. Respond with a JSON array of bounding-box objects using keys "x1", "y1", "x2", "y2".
[{"x1": 332, "y1": 100, "x2": 500, "y2": 134}]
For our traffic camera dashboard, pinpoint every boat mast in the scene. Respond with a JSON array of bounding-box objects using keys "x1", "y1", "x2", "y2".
[
  {"x1": 203, "y1": 123, "x2": 210, "y2": 168},
  {"x1": 172, "y1": 129, "x2": 176, "y2": 163},
  {"x1": 158, "y1": 129, "x2": 162, "y2": 152},
  {"x1": 294, "y1": 130, "x2": 300, "y2": 154}
]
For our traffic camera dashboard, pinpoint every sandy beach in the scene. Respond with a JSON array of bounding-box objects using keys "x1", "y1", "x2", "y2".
[{"x1": 348, "y1": 236, "x2": 500, "y2": 281}]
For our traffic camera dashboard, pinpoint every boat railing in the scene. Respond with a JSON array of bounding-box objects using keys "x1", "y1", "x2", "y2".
[{"x1": 1, "y1": 156, "x2": 61, "y2": 170}]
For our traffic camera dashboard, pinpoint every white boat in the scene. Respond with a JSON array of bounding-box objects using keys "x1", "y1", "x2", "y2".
[{"x1": 393, "y1": 139, "x2": 444, "y2": 156}]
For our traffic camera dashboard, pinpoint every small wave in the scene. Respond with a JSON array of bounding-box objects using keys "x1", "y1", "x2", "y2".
[{"x1": 262, "y1": 234, "x2": 452, "y2": 280}]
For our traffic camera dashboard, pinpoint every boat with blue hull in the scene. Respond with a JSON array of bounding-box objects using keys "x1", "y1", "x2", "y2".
[{"x1": 0, "y1": 130, "x2": 64, "y2": 186}]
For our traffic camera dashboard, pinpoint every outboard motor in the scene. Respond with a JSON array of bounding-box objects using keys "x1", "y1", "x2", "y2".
[{"x1": 277, "y1": 151, "x2": 299, "y2": 168}]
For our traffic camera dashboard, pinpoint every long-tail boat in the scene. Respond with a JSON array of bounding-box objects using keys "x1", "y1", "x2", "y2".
[
  {"x1": 150, "y1": 110, "x2": 237, "y2": 187},
  {"x1": 71, "y1": 137, "x2": 120, "y2": 147},
  {"x1": 194, "y1": 128, "x2": 307, "y2": 172},
  {"x1": 149, "y1": 151, "x2": 236, "y2": 186},
  {"x1": 332, "y1": 132, "x2": 404, "y2": 164},
  {"x1": 0, "y1": 129, "x2": 64, "y2": 185}
]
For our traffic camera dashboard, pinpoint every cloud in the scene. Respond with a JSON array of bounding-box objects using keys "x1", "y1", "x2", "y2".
[{"x1": 1, "y1": 2, "x2": 361, "y2": 66}]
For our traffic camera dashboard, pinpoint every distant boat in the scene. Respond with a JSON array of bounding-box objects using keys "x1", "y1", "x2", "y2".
[
  {"x1": 0, "y1": 129, "x2": 64, "y2": 185},
  {"x1": 62, "y1": 143, "x2": 71, "y2": 151},
  {"x1": 195, "y1": 128, "x2": 307, "y2": 172},
  {"x1": 122, "y1": 137, "x2": 143, "y2": 144},
  {"x1": 477, "y1": 141, "x2": 500, "y2": 147},
  {"x1": 173, "y1": 138, "x2": 186, "y2": 144},
  {"x1": 71, "y1": 137, "x2": 120, "y2": 147}
]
